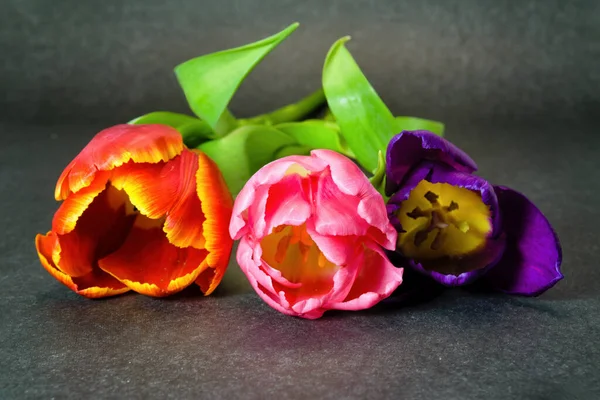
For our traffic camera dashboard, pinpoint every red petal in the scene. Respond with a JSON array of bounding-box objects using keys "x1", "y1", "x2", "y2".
[
  {"x1": 111, "y1": 150, "x2": 208, "y2": 250},
  {"x1": 55, "y1": 124, "x2": 183, "y2": 200},
  {"x1": 110, "y1": 161, "x2": 180, "y2": 220},
  {"x1": 35, "y1": 233, "x2": 129, "y2": 298},
  {"x1": 53, "y1": 185, "x2": 136, "y2": 278},
  {"x1": 52, "y1": 171, "x2": 110, "y2": 235},
  {"x1": 163, "y1": 150, "x2": 207, "y2": 249},
  {"x1": 194, "y1": 151, "x2": 234, "y2": 295},
  {"x1": 37, "y1": 184, "x2": 136, "y2": 298},
  {"x1": 98, "y1": 215, "x2": 209, "y2": 297}
]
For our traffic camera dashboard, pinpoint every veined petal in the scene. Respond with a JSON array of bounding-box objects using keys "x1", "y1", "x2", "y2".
[
  {"x1": 51, "y1": 171, "x2": 110, "y2": 235},
  {"x1": 109, "y1": 161, "x2": 180, "y2": 220},
  {"x1": 481, "y1": 186, "x2": 563, "y2": 296},
  {"x1": 310, "y1": 149, "x2": 370, "y2": 196},
  {"x1": 194, "y1": 151, "x2": 234, "y2": 295},
  {"x1": 230, "y1": 156, "x2": 328, "y2": 239},
  {"x1": 305, "y1": 223, "x2": 357, "y2": 266},
  {"x1": 313, "y1": 149, "x2": 396, "y2": 249},
  {"x1": 312, "y1": 167, "x2": 370, "y2": 237},
  {"x1": 98, "y1": 215, "x2": 209, "y2": 297},
  {"x1": 237, "y1": 237, "x2": 296, "y2": 316},
  {"x1": 55, "y1": 124, "x2": 183, "y2": 200},
  {"x1": 386, "y1": 130, "x2": 477, "y2": 195},
  {"x1": 332, "y1": 242, "x2": 403, "y2": 311},
  {"x1": 163, "y1": 150, "x2": 207, "y2": 250},
  {"x1": 52, "y1": 185, "x2": 137, "y2": 279},
  {"x1": 35, "y1": 233, "x2": 129, "y2": 298},
  {"x1": 264, "y1": 173, "x2": 311, "y2": 232}
]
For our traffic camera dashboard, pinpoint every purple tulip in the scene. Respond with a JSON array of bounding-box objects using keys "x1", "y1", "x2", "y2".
[{"x1": 385, "y1": 130, "x2": 562, "y2": 296}]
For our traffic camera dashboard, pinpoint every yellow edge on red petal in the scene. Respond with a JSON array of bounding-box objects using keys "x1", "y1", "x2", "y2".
[
  {"x1": 55, "y1": 125, "x2": 184, "y2": 201},
  {"x1": 195, "y1": 151, "x2": 234, "y2": 295},
  {"x1": 52, "y1": 171, "x2": 110, "y2": 235},
  {"x1": 117, "y1": 260, "x2": 209, "y2": 297},
  {"x1": 35, "y1": 233, "x2": 129, "y2": 298},
  {"x1": 163, "y1": 150, "x2": 207, "y2": 250}
]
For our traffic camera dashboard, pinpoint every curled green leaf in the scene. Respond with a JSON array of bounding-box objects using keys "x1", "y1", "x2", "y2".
[
  {"x1": 322, "y1": 37, "x2": 397, "y2": 172},
  {"x1": 129, "y1": 111, "x2": 215, "y2": 148},
  {"x1": 175, "y1": 23, "x2": 299, "y2": 131}
]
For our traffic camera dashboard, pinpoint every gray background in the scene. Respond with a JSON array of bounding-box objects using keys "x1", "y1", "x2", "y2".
[{"x1": 1, "y1": 0, "x2": 599, "y2": 399}]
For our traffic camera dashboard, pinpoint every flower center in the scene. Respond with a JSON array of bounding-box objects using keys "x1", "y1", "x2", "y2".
[
  {"x1": 396, "y1": 180, "x2": 492, "y2": 261},
  {"x1": 260, "y1": 224, "x2": 339, "y2": 299}
]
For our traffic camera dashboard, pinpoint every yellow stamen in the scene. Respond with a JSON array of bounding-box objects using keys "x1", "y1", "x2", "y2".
[
  {"x1": 260, "y1": 224, "x2": 340, "y2": 299},
  {"x1": 397, "y1": 180, "x2": 491, "y2": 260},
  {"x1": 275, "y1": 235, "x2": 291, "y2": 264},
  {"x1": 317, "y1": 252, "x2": 328, "y2": 268}
]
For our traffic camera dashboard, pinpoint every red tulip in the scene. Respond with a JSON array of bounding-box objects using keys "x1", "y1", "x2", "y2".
[{"x1": 35, "y1": 124, "x2": 233, "y2": 298}]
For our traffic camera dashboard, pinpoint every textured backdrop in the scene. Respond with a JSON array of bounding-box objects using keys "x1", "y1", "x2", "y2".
[{"x1": 2, "y1": 0, "x2": 598, "y2": 125}]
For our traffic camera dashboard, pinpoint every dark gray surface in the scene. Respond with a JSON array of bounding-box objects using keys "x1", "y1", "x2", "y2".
[{"x1": 1, "y1": 1, "x2": 599, "y2": 399}]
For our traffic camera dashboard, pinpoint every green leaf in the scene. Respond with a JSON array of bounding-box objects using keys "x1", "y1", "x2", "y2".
[
  {"x1": 322, "y1": 37, "x2": 397, "y2": 172},
  {"x1": 369, "y1": 150, "x2": 388, "y2": 200},
  {"x1": 198, "y1": 125, "x2": 297, "y2": 195},
  {"x1": 275, "y1": 120, "x2": 352, "y2": 157},
  {"x1": 395, "y1": 116, "x2": 445, "y2": 136},
  {"x1": 274, "y1": 144, "x2": 312, "y2": 159},
  {"x1": 175, "y1": 23, "x2": 299, "y2": 130},
  {"x1": 129, "y1": 111, "x2": 215, "y2": 148}
]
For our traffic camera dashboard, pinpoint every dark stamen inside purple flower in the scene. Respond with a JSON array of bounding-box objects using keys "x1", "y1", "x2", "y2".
[
  {"x1": 406, "y1": 191, "x2": 462, "y2": 249},
  {"x1": 396, "y1": 180, "x2": 493, "y2": 275}
]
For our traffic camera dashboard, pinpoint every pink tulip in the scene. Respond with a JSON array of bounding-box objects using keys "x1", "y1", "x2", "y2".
[{"x1": 230, "y1": 149, "x2": 403, "y2": 319}]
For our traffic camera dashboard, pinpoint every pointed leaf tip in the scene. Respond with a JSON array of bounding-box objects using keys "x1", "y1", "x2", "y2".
[{"x1": 174, "y1": 23, "x2": 300, "y2": 129}]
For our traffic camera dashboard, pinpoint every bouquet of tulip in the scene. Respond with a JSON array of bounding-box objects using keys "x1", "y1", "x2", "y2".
[{"x1": 35, "y1": 23, "x2": 562, "y2": 319}]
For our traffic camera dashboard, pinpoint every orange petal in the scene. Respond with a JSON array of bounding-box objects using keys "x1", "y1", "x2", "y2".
[
  {"x1": 55, "y1": 124, "x2": 183, "y2": 200},
  {"x1": 52, "y1": 185, "x2": 136, "y2": 278},
  {"x1": 110, "y1": 161, "x2": 179, "y2": 219},
  {"x1": 194, "y1": 150, "x2": 234, "y2": 295},
  {"x1": 98, "y1": 214, "x2": 209, "y2": 297},
  {"x1": 163, "y1": 150, "x2": 207, "y2": 249},
  {"x1": 52, "y1": 171, "x2": 110, "y2": 235},
  {"x1": 35, "y1": 233, "x2": 129, "y2": 298}
]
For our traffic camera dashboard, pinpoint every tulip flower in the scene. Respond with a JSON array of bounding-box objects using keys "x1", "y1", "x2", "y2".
[
  {"x1": 35, "y1": 124, "x2": 233, "y2": 298},
  {"x1": 230, "y1": 149, "x2": 403, "y2": 319},
  {"x1": 385, "y1": 130, "x2": 562, "y2": 295}
]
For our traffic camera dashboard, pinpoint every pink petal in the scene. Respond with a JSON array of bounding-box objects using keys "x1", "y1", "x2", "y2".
[
  {"x1": 305, "y1": 222, "x2": 357, "y2": 266},
  {"x1": 236, "y1": 238, "x2": 294, "y2": 315},
  {"x1": 312, "y1": 168, "x2": 371, "y2": 236},
  {"x1": 332, "y1": 241, "x2": 403, "y2": 311},
  {"x1": 311, "y1": 149, "x2": 369, "y2": 196},
  {"x1": 230, "y1": 156, "x2": 327, "y2": 240},
  {"x1": 263, "y1": 173, "x2": 311, "y2": 234},
  {"x1": 312, "y1": 150, "x2": 397, "y2": 249}
]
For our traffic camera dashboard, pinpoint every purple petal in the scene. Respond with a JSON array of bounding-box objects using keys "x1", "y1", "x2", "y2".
[
  {"x1": 481, "y1": 186, "x2": 563, "y2": 296},
  {"x1": 407, "y1": 234, "x2": 506, "y2": 286},
  {"x1": 385, "y1": 130, "x2": 478, "y2": 195}
]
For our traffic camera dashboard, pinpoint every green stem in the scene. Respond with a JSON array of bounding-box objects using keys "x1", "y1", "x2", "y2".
[
  {"x1": 240, "y1": 89, "x2": 326, "y2": 126},
  {"x1": 369, "y1": 150, "x2": 388, "y2": 200}
]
